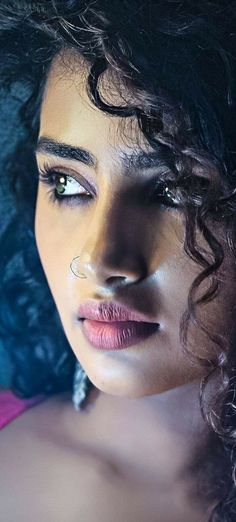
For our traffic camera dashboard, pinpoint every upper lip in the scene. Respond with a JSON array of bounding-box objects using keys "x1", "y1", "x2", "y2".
[{"x1": 77, "y1": 300, "x2": 158, "y2": 323}]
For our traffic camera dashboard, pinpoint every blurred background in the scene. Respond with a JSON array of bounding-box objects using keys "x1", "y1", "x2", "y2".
[{"x1": 0, "y1": 85, "x2": 26, "y2": 388}]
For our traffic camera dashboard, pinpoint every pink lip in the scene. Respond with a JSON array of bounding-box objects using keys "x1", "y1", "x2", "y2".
[
  {"x1": 81, "y1": 319, "x2": 159, "y2": 350},
  {"x1": 77, "y1": 300, "x2": 159, "y2": 351},
  {"x1": 77, "y1": 300, "x2": 157, "y2": 323}
]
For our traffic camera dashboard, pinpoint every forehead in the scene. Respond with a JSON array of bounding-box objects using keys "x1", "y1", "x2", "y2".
[{"x1": 39, "y1": 51, "x2": 150, "y2": 159}]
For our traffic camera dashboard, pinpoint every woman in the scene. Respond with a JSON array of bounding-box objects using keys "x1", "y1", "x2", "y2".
[{"x1": 0, "y1": 1, "x2": 236, "y2": 520}]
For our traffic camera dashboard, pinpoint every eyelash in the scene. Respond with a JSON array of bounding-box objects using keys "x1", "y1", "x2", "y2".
[
  {"x1": 37, "y1": 164, "x2": 180, "y2": 210},
  {"x1": 38, "y1": 165, "x2": 93, "y2": 207}
]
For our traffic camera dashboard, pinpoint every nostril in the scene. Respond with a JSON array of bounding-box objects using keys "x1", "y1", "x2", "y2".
[{"x1": 106, "y1": 276, "x2": 127, "y2": 286}]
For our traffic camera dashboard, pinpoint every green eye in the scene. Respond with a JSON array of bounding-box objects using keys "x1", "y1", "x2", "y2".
[
  {"x1": 56, "y1": 175, "x2": 67, "y2": 194},
  {"x1": 38, "y1": 167, "x2": 93, "y2": 207},
  {"x1": 55, "y1": 174, "x2": 90, "y2": 197}
]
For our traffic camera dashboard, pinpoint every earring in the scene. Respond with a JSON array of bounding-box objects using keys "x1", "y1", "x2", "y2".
[
  {"x1": 70, "y1": 256, "x2": 87, "y2": 278},
  {"x1": 72, "y1": 361, "x2": 92, "y2": 411}
]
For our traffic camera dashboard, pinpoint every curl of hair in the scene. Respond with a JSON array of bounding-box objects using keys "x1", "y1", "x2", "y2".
[{"x1": 1, "y1": 1, "x2": 236, "y2": 518}]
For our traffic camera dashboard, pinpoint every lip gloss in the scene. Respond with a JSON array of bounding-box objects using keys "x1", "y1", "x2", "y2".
[{"x1": 80, "y1": 319, "x2": 159, "y2": 350}]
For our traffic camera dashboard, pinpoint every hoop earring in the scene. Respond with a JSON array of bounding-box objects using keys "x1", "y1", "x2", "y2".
[{"x1": 70, "y1": 256, "x2": 87, "y2": 278}]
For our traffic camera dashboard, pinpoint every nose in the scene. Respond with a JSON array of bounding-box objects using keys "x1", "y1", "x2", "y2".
[
  {"x1": 74, "y1": 247, "x2": 146, "y2": 289},
  {"x1": 73, "y1": 217, "x2": 147, "y2": 289}
]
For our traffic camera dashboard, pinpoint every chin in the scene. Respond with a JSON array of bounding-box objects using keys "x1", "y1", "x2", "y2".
[
  {"x1": 81, "y1": 367, "x2": 171, "y2": 399},
  {"x1": 83, "y1": 364, "x2": 204, "y2": 400}
]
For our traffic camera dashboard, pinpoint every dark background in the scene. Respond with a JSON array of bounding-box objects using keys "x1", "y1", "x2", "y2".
[{"x1": 0, "y1": 86, "x2": 27, "y2": 387}]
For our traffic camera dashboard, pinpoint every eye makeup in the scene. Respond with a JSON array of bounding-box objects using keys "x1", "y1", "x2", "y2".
[
  {"x1": 37, "y1": 160, "x2": 210, "y2": 212},
  {"x1": 37, "y1": 162, "x2": 95, "y2": 207},
  {"x1": 37, "y1": 162, "x2": 182, "y2": 211}
]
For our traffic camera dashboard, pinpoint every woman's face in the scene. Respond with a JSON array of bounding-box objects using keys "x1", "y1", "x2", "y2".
[{"x1": 35, "y1": 53, "x2": 236, "y2": 398}]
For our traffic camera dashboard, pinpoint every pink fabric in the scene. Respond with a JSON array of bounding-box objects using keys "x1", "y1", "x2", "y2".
[{"x1": 0, "y1": 390, "x2": 46, "y2": 429}]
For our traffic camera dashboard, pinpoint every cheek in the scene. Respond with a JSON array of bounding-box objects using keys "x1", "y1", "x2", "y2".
[
  {"x1": 34, "y1": 187, "x2": 92, "y2": 327},
  {"x1": 35, "y1": 191, "x2": 54, "y2": 273},
  {"x1": 34, "y1": 189, "x2": 70, "y2": 293},
  {"x1": 34, "y1": 189, "x2": 234, "y2": 396}
]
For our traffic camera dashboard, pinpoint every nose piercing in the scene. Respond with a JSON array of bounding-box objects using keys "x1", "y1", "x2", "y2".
[{"x1": 70, "y1": 256, "x2": 87, "y2": 278}]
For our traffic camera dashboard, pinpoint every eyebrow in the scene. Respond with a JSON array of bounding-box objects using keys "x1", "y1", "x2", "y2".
[
  {"x1": 36, "y1": 137, "x2": 97, "y2": 167},
  {"x1": 35, "y1": 136, "x2": 167, "y2": 172}
]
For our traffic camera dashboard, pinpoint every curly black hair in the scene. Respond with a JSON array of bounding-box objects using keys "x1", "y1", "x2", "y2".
[{"x1": 1, "y1": 0, "x2": 236, "y2": 518}]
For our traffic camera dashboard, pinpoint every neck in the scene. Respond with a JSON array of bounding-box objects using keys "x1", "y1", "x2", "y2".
[
  {"x1": 58, "y1": 378, "x2": 219, "y2": 516},
  {"x1": 82, "y1": 379, "x2": 212, "y2": 480}
]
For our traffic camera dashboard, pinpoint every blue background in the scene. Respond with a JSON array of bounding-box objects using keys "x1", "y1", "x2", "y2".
[{"x1": 0, "y1": 86, "x2": 27, "y2": 387}]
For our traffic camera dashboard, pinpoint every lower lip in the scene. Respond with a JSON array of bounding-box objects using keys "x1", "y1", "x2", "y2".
[{"x1": 80, "y1": 319, "x2": 159, "y2": 350}]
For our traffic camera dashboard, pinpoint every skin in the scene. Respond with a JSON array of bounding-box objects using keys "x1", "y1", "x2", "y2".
[
  {"x1": 35, "y1": 52, "x2": 236, "y2": 399},
  {"x1": 12, "y1": 49, "x2": 235, "y2": 522}
]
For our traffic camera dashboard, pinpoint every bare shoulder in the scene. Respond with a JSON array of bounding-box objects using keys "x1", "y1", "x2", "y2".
[
  {"x1": 0, "y1": 393, "x2": 154, "y2": 522},
  {"x1": 0, "y1": 393, "x2": 208, "y2": 522},
  {"x1": 0, "y1": 391, "x2": 75, "y2": 445},
  {"x1": 0, "y1": 393, "x2": 106, "y2": 521},
  {"x1": 0, "y1": 391, "x2": 98, "y2": 468}
]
